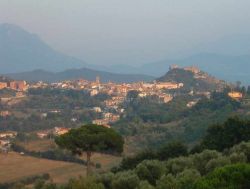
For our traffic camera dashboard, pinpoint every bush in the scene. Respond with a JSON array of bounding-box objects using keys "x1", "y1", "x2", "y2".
[
  {"x1": 205, "y1": 156, "x2": 231, "y2": 173},
  {"x1": 136, "y1": 181, "x2": 155, "y2": 189},
  {"x1": 112, "y1": 171, "x2": 140, "y2": 189},
  {"x1": 157, "y1": 141, "x2": 188, "y2": 161},
  {"x1": 176, "y1": 169, "x2": 201, "y2": 189},
  {"x1": 65, "y1": 177, "x2": 105, "y2": 189},
  {"x1": 228, "y1": 141, "x2": 250, "y2": 162},
  {"x1": 135, "y1": 160, "x2": 165, "y2": 186},
  {"x1": 191, "y1": 150, "x2": 220, "y2": 175},
  {"x1": 0, "y1": 174, "x2": 50, "y2": 189},
  {"x1": 118, "y1": 149, "x2": 157, "y2": 171},
  {"x1": 156, "y1": 174, "x2": 178, "y2": 189},
  {"x1": 96, "y1": 163, "x2": 102, "y2": 169},
  {"x1": 229, "y1": 152, "x2": 247, "y2": 164},
  {"x1": 166, "y1": 157, "x2": 193, "y2": 176},
  {"x1": 195, "y1": 164, "x2": 250, "y2": 189},
  {"x1": 117, "y1": 142, "x2": 187, "y2": 172},
  {"x1": 96, "y1": 172, "x2": 114, "y2": 189},
  {"x1": 200, "y1": 117, "x2": 250, "y2": 152},
  {"x1": 34, "y1": 179, "x2": 46, "y2": 189}
]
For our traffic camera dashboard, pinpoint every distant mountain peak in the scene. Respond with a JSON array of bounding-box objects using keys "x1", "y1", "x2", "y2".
[
  {"x1": 0, "y1": 23, "x2": 88, "y2": 73},
  {"x1": 0, "y1": 23, "x2": 20, "y2": 31},
  {"x1": 1, "y1": 23, "x2": 21, "y2": 29},
  {"x1": 0, "y1": 23, "x2": 37, "y2": 38}
]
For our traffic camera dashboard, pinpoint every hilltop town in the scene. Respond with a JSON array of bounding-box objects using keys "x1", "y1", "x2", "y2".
[
  {"x1": 0, "y1": 66, "x2": 245, "y2": 152},
  {"x1": 0, "y1": 65, "x2": 249, "y2": 189},
  {"x1": 1, "y1": 4, "x2": 250, "y2": 187}
]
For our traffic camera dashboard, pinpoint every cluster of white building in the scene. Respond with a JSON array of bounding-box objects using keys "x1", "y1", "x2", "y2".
[{"x1": 28, "y1": 77, "x2": 185, "y2": 126}]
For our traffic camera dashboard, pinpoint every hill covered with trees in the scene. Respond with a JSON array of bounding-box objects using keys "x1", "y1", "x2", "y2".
[
  {"x1": 157, "y1": 67, "x2": 227, "y2": 91},
  {"x1": 113, "y1": 90, "x2": 241, "y2": 152},
  {"x1": 13, "y1": 117, "x2": 250, "y2": 189}
]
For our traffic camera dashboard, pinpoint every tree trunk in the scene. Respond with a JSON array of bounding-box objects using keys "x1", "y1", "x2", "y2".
[{"x1": 86, "y1": 151, "x2": 92, "y2": 176}]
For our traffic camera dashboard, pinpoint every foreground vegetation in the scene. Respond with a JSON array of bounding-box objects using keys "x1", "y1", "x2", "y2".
[
  {"x1": 14, "y1": 141, "x2": 250, "y2": 189},
  {"x1": 6, "y1": 117, "x2": 250, "y2": 189}
]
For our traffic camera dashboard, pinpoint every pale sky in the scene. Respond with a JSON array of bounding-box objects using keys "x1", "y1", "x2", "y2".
[{"x1": 1, "y1": 0, "x2": 250, "y2": 65}]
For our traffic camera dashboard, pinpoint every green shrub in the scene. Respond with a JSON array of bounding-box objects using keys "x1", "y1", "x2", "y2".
[
  {"x1": 229, "y1": 152, "x2": 247, "y2": 164},
  {"x1": 205, "y1": 156, "x2": 231, "y2": 174},
  {"x1": 135, "y1": 160, "x2": 165, "y2": 185},
  {"x1": 157, "y1": 141, "x2": 188, "y2": 161},
  {"x1": 195, "y1": 164, "x2": 250, "y2": 189},
  {"x1": 229, "y1": 141, "x2": 250, "y2": 162},
  {"x1": 112, "y1": 171, "x2": 140, "y2": 189},
  {"x1": 136, "y1": 181, "x2": 155, "y2": 189},
  {"x1": 191, "y1": 150, "x2": 220, "y2": 175},
  {"x1": 156, "y1": 174, "x2": 178, "y2": 189},
  {"x1": 96, "y1": 172, "x2": 114, "y2": 189},
  {"x1": 96, "y1": 163, "x2": 102, "y2": 169},
  {"x1": 166, "y1": 157, "x2": 193, "y2": 175},
  {"x1": 176, "y1": 169, "x2": 201, "y2": 189},
  {"x1": 200, "y1": 117, "x2": 250, "y2": 152},
  {"x1": 65, "y1": 177, "x2": 105, "y2": 189}
]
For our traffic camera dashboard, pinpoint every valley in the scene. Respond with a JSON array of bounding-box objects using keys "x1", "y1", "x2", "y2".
[
  {"x1": 0, "y1": 59, "x2": 250, "y2": 189},
  {"x1": 1, "y1": 1, "x2": 250, "y2": 188}
]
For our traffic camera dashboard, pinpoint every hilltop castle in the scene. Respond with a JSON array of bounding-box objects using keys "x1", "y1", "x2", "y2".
[{"x1": 169, "y1": 65, "x2": 200, "y2": 74}]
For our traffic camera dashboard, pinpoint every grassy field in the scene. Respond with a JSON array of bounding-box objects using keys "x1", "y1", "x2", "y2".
[
  {"x1": 0, "y1": 152, "x2": 121, "y2": 184},
  {"x1": 17, "y1": 139, "x2": 56, "y2": 152}
]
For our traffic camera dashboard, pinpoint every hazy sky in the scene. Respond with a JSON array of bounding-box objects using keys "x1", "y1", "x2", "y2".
[{"x1": 1, "y1": 0, "x2": 250, "y2": 65}]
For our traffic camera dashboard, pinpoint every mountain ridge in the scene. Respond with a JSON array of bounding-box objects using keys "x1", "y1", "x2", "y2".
[
  {"x1": 1, "y1": 23, "x2": 250, "y2": 85},
  {"x1": 5, "y1": 68, "x2": 155, "y2": 83},
  {"x1": 0, "y1": 23, "x2": 154, "y2": 83},
  {"x1": 98, "y1": 53, "x2": 250, "y2": 85},
  {"x1": 0, "y1": 23, "x2": 89, "y2": 73}
]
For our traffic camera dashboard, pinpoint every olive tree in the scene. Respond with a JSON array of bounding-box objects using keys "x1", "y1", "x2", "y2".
[
  {"x1": 112, "y1": 170, "x2": 140, "y2": 189},
  {"x1": 136, "y1": 160, "x2": 165, "y2": 186}
]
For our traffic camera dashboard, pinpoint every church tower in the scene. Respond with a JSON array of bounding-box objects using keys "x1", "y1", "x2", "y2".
[{"x1": 96, "y1": 76, "x2": 100, "y2": 84}]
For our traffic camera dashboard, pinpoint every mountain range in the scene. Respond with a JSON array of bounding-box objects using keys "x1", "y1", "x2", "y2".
[
  {"x1": 139, "y1": 53, "x2": 250, "y2": 84},
  {"x1": 0, "y1": 23, "x2": 90, "y2": 73},
  {"x1": 0, "y1": 23, "x2": 153, "y2": 83},
  {"x1": 94, "y1": 53, "x2": 250, "y2": 85},
  {"x1": 1, "y1": 23, "x2": 250, "y2": 85},
  {"x1": 6, "y1": 69, "x2": 154, "y2": 83}
]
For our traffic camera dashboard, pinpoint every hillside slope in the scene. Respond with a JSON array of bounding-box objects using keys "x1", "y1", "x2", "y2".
[
  {"x1": 0, "y1": 23, "x2": 87, "y2": 73},
  {"x1": 157, "y1": 67, "x2": 227, "y2": 91}
]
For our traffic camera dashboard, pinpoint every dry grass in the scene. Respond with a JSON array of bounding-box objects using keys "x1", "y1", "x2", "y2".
[
  {"x1": 17, "y1": 139, "x2": 122, "y2": 169},
  {"x1": 0, "y1": 152, "x2": 121, "y2": 184},
  {"x1": 2, "y1": 139, "x2": 122, "y2": 184},
  {"x1": 0, "y1": 152, "x2": 86, "y2": 184},
  {"x1": 87, "y1": 153, "x2": 122, "y2": 170},
  {"x1": 18, "y1": 139, "x2": 56, "y2": 152}
]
